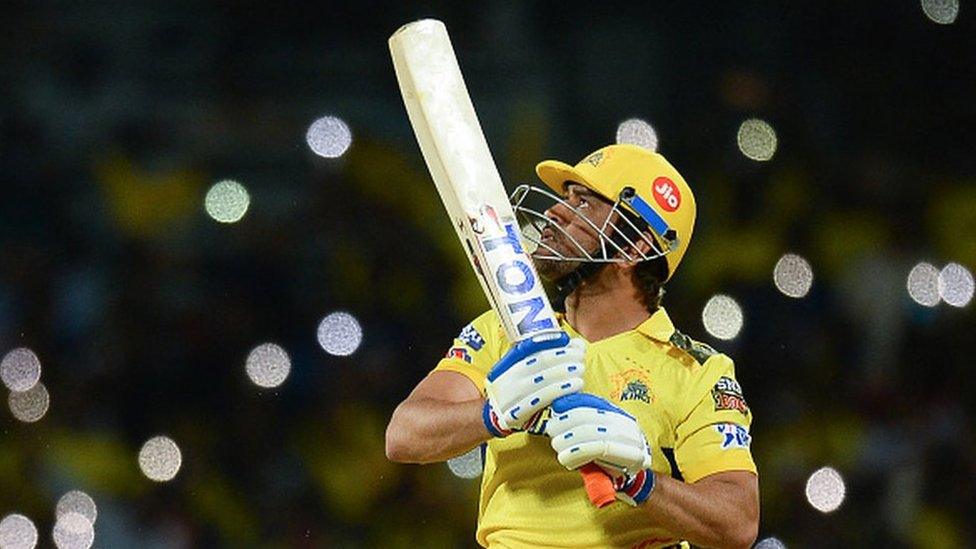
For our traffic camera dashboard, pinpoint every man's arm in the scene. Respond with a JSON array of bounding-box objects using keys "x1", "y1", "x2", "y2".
[
  {"x1": 387, "y1": 331, "x2": 585, "y2": 463},
  {"x1": 643, "y1": 471, "x2": 759, "y2": 549},
  {"x1": 385, "y1": 371, "x2": 489, "y2": 464},
  {"x1": 547, "y1": 394, "x2": 758, "y2": 549}
]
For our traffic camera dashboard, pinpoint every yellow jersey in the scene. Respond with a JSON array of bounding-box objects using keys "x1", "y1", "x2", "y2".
[{"x1": 434, "y1": 306, "x2": 757, "y2": 549}]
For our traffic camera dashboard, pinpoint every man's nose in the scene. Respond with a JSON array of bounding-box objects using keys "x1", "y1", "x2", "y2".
[{"x1": 545, "y1": 200, "x2": 572, "y2": 225}]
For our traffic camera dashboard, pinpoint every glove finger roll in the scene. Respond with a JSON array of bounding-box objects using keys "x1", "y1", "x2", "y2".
[
  {"x1": 547, "y1": 407, "x2": 642, "y2": 440},
  {"x1": 488, "y1": 361, "x2": 585, "y2": 412},
  {"x1": 501, "y1": 377, "x2": 584, "y2": 424},
  {"x1": 556, "y1": 440, "x2": 611, "y2": 471},
  {"x1": 548, "y1": 419, "x2": 644, "y2": 453}
]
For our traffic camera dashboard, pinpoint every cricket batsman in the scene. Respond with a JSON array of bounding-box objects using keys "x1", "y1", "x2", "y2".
[{"x1": 386, "y1": 144, "x2": 759, "y2": 548}]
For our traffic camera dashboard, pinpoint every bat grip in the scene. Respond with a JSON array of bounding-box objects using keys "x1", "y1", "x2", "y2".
[{"x1": 580, "y1": 463, "x2": 616, "y2": 508}]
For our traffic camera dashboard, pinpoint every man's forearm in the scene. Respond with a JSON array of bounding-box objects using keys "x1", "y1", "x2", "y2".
[
  {"x1": 641, "y1": 472, "x2": 759, "y2": 549},
  {"x1": 385, "y1": 397, "x2": 490, "y2": 463}
]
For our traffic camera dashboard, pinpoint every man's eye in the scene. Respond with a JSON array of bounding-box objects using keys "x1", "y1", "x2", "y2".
[{"x1": 577, "y1": 197, "x2": 590, "y2": 208}]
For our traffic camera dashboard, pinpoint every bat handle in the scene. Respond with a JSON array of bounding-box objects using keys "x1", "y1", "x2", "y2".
[{"x1": 580, "y1": 463, "x2": 616, "y2": 508}]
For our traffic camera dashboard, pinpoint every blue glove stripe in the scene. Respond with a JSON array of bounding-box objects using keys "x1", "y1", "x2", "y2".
[
  {"x1": 487, "y1": 332, "x2": 570, "y2": 382},
  {"x1": 551, "y1": 393, "x2": 634, "y2": 420},
  {"x1": 533, "y1": 375, "x2": 543, "y2": 383},
  {"x1": 530, "y1": 397, "x2": 540, "y2": 406}
]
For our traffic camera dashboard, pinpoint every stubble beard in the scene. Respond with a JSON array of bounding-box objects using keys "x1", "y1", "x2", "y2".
[
  {"x1": 531, "y1": 251, "x2": 582, "y2": 281},
  {"x1": 532, "y1": 237, "x2": 581, "y2": 282},
  {"x1": 530, "y1": 230, "x2": 597, "y2": 281}
]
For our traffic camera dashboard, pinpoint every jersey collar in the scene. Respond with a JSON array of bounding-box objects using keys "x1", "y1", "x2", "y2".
[
  {"x1": 556, "y1": 306, "x2": 675, "y2": 343},
  {"x1": 634, "y1": 306, "x2": 676, "y2": 343}
]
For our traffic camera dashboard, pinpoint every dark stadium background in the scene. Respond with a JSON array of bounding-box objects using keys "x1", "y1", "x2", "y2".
[{"x1": 1, "y1": 2, "x2": 974, "y2": 547}]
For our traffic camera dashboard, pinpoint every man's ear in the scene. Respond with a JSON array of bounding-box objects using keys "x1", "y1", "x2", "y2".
[{"x1": 620, "y1": 233, "x2": 657, "y2": 267}]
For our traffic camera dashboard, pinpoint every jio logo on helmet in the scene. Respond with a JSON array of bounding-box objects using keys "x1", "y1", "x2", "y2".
[{"x1": 652, "y1": 177, "x2": 681, "y2": 212}]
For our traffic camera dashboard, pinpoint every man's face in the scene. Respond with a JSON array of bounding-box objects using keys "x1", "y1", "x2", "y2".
[{"x1": 532, "y1": 182, "x2": 616, "y2": 280}]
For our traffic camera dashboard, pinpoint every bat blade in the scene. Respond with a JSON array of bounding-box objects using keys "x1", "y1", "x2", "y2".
[
  {"x1": 390, "y1": 18, "x2": 615, "y2": 507},
  {"x1": 389, "y1": 19, "x2": 557, "y2": 342}
]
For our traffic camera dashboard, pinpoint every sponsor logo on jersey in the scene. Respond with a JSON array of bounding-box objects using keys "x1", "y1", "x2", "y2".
[
  {"x1": 458, "y1": 324, "x2": 485, "y2": 351},
  {"x1": 445, "y1": 347, "x2": 472, "y2": 363},
  {"x1": 610, "y1": 368, "x2": 654, "y2": 405},
  {"x1": 716, "y1": 423, "x2": 751, "y2": 449},
  {"x1": 712, "y1": 376, "x2": 749, "y2": 415},
  {"x1": 652, "y1": 176, "x2": 681, "y2": 212}
]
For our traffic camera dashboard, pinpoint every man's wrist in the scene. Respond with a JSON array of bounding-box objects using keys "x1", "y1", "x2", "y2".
[
  {"x1": 618, "y1": 468, "x2": 656, "y2": 505},
  {"x1": 482, "y1": 400, "x2": 513, "y2": 437},
  {"x1": 483, "y1": 400, "x2": 549, "y2": 438}
]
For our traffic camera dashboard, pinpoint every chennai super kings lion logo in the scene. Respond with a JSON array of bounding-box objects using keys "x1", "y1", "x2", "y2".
[
  {"x1": 610, "y1": 368, "x2": 654, "y2": 404},
  {"x1": 584, "y1": 151, "x2": 604, "y2": 167}
]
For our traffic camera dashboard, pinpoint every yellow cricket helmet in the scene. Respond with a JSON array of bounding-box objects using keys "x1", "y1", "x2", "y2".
[{"x1": 535, "y1": 144, "x2": 696, "y2": 281}]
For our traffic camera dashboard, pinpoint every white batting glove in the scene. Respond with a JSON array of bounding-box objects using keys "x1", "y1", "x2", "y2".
[
  {"x1": 547, "y1": 393, "x2": 652, "y2": 479},
  {"x1": 482, "y1": 332, "x2": 585, "y2": 437}
]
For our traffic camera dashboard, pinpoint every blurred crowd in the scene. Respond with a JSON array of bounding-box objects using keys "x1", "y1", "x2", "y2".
[{"x1": 1, "y1": 2, "x2": 974, "y2": 547}]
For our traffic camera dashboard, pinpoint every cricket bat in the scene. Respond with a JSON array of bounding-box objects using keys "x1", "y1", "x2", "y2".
[{"x1": 389, "y1": 18, "x2": 616, "y2": 508}]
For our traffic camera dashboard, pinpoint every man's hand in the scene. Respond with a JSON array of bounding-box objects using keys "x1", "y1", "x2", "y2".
[
  {"x1": 547, "y1": 393, "x2": 655, "y2": 505},
  {"x1": 482, "y1": 332, "x2": 585, "y2": 437}
]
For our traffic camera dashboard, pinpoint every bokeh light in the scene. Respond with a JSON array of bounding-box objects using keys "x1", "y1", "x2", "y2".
[
  {"x1": 8, "y1": 382, "x2": 50, "y2": 423},
  {"x1": 306, "y1": 115, "x2": 352, "y2": 158},
  {"x1": 754, "y1": 538, "x2": 786, "y2": 549},
  {"x1": 736, "y1": 118, "x2": 777, "y2": 161},
  {"x1": 1, "y1": 347, "x2": 41, "y2": 392},
  {"x1": 615, "y1": 118, "x2": 658, "y2": 151},
  {"x1": 204, "y1": 180, "x2": 250, "y2": 223},
  {"x1": 702, "y1": 295, "x2": 744, "y2": 340},
  {"x1": 138, "y1": 435, "x2": 182, "y2": 482},
  {"x1": 907, "y1": 262, "x2": 941, "y2": 307},
  {"x1": 51, "y1": 512, "x2": 94, "y2": 549},
  {"x1": 317, "y1": 311, "x2": 363, "y2": 356},
  {"x1": 938, "y1": 262, "x2": 974, "y2": 307},
  {"x1": 245, "y1": 342, "x2": 292, "y2": 388},
  {"x1": 921, "y1": 0, "x2": 960, "y2": 24},
  {"x1": 805, "y1": 466, "x2": 846, "y2": 513},
  {"x1": 773, "y1": 253, "x2": 814, "y2": 298},
  {"x1": 447, "y1": 446, "x2": 483, "y2": 479},
  {"x1": 56, "y1": 491, "x2": 97, "y2": 525},
  {"x1": 0, "y1": 514, "x2": 38, "y2": 549}
]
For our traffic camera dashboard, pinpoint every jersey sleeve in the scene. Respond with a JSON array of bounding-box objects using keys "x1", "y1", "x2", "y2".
[
  {"x1": 432, "y1": 310, "x2": 506, "y2": 395},
  {"x1": 673, "y1": 354, "x2": 757, "y2": 483}
]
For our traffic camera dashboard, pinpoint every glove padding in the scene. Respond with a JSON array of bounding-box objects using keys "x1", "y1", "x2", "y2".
[
  {"x1": 483, "y1": 331, "x2": 585, "y2": 435},
  {"x1": 546, "y1": 393, "x2": 652, "y2": 478}
]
